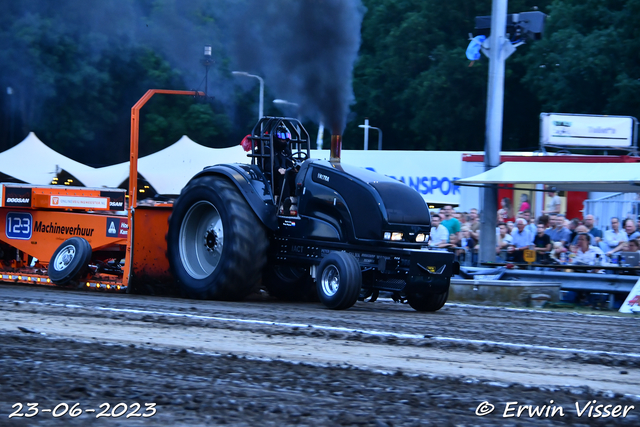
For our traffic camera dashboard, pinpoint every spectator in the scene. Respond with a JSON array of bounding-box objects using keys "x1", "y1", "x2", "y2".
[
  {"x1": 468, "y1": 208, "x2": 481, "y2": 241},
  {"x1": 628, "y1": 238, "x2": 640, "y2": 252},
  {"x1": 583, "y1": 214, "x2": 602, "y2": 243},
  {"x1": 567, "y1": 218, "x2": 582, "y2": 244},
  {"x1": 571, "y1": 233, "x2": 605, "y2": 266},
  {"x1": 498, "y1": 197, "x2": 514, "y2": 222},
  {"x1": 545, "y1": 214, "x2": 571, "y2": 246},
  {"x1": 506, "y1": 221, "x2": 515, "y2": 234},
  {"x1": 508, "y1": 218, "x2": 534, "y2": 262},
  {"x1": 428, "y1": 214, "x2": 451, "y2": 248},
  {"x1": 533, "y1": 223, "x2": 552, "y2": 261},
  {"x1": 456, "y1": 226, "x2": 477, "y2": 264},
  {"x1": 542, "y1": 187, "x2": 561, "y2": 215},
  {"x1": 537, "y1": 214, "x2": 550, "y2": 230},
  {"x1": 570, "y1": 225, "x2": 590, "y2": 246},
  {"x1": 518, "y1": 193, "x2": 531, "y2": 214},
  {"x1": 623, "y1": 218, "x2": 640, "y2": 241},
  {"x1": 603, "y1": 217, "x2": 628, "y2": 257},
  {"x1": 519, "y1": 210, "x2": 536, "y2": 236},
  {"x1": 496, "y1": 223, "x2": 512, "y2": 258},
  {"x1": 441, "y1": 205, "x2": 461, "y2": 245}
]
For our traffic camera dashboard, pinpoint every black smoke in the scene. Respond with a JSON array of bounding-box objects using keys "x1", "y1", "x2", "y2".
[
  {"x1": 229, "y1": 0, "x2": 365, "y2": 134},
  {"x1": 0, "y1": 0, "x2": 364, "y2": 148}
]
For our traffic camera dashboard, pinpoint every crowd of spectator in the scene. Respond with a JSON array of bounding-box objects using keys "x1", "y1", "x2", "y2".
[{"x1": 427, "y1": 203, "x2": 640, "y2": 270}]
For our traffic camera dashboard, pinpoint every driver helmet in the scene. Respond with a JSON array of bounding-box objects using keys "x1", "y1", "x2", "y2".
[{"x1": 274, "y1": 124, "x2": 291, "y2": 150}]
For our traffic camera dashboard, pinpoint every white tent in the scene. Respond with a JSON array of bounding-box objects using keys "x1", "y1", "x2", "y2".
[
  {"x1": 70, "y1": 161, "x2": 131, "y2": 189},
  {"x1": 0, "y1": 132, "x2": 95, "y2": 185},
  {"x1": 137, "y1": 136, "x2": 249, "y2": 195},
  {"x1": 68, "y1": 136, "x2": 249, "y2": 194},
  {"x1": 454, "y1": 161, "x2": 640, "y2": 193}
]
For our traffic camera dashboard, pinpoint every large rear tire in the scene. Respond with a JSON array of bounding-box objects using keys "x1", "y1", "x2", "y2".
[
  {"x1": 263, "y1": 265, "x2": 316, "y2": 302},
  {"x1": 316, "y1": 252, "x2": 361, "y2": 310},
  {"x1": 407, "y1": 289, "x2": 449, "y2": 312},
  {"x1": 48, "y1": 237, "x2": 92, "y2": 286},
  {"x1": 167, "y1": 175, "x2": 268, "y2": 300}
]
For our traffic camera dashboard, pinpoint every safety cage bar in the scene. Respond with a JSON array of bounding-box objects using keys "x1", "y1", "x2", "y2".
[{"x1": 247, "y1": 117, "x2": 311, "y2": 196}]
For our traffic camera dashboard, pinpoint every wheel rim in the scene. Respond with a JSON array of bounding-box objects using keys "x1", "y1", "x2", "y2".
[
  {"x1": 321, "y1": 265, "x2": 340, "y2": 297},
  {"x1": 179, "y1": 201, "x2": 224, "y2": 279},
  {"x1": 53, "y1": 245, "x2": 76, "y2": 271}
]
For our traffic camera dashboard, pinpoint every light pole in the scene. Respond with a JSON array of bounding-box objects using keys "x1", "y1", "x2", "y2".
[
  {"x1": 358, "y1": 119, "x2": 383, "y2": 150},
  {"x1": 232, "y1": 71, "x2": 264, "y2": 120},
  {"x1": 201, "y1": 46, "x2": 214, "y2": 98},
  {"x1": 6, "y1": 87, "x2": 14, "y2": 146}
]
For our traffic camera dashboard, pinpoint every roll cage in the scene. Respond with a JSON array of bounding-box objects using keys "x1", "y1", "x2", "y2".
[{"x1": 247, "y1": 117, "x2": 311, "y2": 198}]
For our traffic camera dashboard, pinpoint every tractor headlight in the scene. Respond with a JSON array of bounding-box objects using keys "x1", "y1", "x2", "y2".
[
  {"x1": 415, "y1": 233, "x2": 426, "y2": 243},
  {"x1": 384, "y1": 232, "x2": 404, "y2": 241},
  {"x1": 391, "y1": 232, "x2": 403, "y2": 241}
]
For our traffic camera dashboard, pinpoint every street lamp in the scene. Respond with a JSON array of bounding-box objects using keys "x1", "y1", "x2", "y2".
[
  {"x1": 273, "y1": 98, "x2": 299, "y2": 111},
  {"x1": 358, "y1": 119, "x2": 383, "y2": 150},
  {"x1": 232, "y1": 71, "x2": 264, "y2": 120},
  {"x1": 201, "y1": 46, "x2": 214, "y2": 98}
]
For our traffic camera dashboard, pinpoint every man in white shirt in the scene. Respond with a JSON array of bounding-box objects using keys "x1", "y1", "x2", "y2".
[
  {"x1": 573, "y1": 233, "x2": 605, "y2": 266},
  {"x1": 428, "y1": 214, "x2": 451, "y2": 248},
  {"x1": 508, "y1": 218, "x2": 534, "y2": 262},
  {"x1": 603, "y1": 217, "x2": 628, "y2": 257}
]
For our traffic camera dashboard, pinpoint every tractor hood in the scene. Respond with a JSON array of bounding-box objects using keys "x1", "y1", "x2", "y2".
[{"x1": 313, "y1": 160, "x2": 431, "y2": 226}]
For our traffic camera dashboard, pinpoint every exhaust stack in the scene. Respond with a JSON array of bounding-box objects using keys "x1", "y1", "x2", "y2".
[{"x1": 330, "y1": 134, "x2": 342, "y2": 163}]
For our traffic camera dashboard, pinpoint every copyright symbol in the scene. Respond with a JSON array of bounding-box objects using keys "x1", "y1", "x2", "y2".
[{"x1": 475, "y1": 401, "x2": 495, "y2": 416}]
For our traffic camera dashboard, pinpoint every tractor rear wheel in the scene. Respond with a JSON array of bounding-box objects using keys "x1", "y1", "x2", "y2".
[{"x1": 167, "y1": 175, "x2": 268, "y2": 300}]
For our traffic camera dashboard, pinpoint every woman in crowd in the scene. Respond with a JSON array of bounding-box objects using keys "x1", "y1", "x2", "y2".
[
  {"x1": 518, "y1": 193, "x2": 531, "y2": 214},
  {"x1": 498, "y1": 197, "x2": 514, "y2": 222}
]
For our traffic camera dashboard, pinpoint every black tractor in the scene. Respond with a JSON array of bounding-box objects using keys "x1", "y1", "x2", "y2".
[{"x1": 166, "y1": 117, "x2": 458, "y2": 311}]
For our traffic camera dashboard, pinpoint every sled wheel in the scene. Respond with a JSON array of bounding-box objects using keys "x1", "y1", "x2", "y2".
[
  {"x1": 167, "y1": 175, "x2": 268, "y2": 300},
  {"x1": 407, "y1": 289, "x2": 449, "y2": 312},
  {"x1": 48, "y1": 237, "x2": 92, "y2": 285},
  {"x1": 263, "y1": 265, "x2": 317, "y2": 302},
  {"x1": 316, "y1": 252, "x2": 361, "y2": 310}
]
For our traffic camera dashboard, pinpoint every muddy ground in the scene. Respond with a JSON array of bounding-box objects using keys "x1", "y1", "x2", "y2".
[{"x1": 1, "y1": 284, "x2": 639, "y2": 426}]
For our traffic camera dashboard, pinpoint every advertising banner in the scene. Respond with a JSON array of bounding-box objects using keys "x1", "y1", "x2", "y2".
[
  {"x1": 540, "y1": 113, "x2": 636, "y2": 148},
  {"x1": 311, "y1": 150, "x2": 465, "y2": 206}
]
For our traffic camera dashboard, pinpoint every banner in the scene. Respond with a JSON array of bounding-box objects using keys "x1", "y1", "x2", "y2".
[
  {"x1": 619, "y1": 278, "x2": 640, "y2": 314},
  {"x1": 541, "y1": 113, "x2": 635, "y2": 148}
]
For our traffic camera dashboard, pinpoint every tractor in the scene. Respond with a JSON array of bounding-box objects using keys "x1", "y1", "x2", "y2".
[{"x1": 166, "y1": 117, "x2": 458, "y2": 311}]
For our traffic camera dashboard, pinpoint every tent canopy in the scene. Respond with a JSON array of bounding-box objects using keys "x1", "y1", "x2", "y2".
[
  {"x1": 0, "y1": 133, "x2": 94, "y2": 185},
  {"x1": 455, "y1": 162, "x2": 640, "y2": 193},
  {"x1": 137, "y1": 136, "x2": 248, "y2": 195}
]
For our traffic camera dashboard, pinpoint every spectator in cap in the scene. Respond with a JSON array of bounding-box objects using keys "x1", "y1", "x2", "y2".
[{"x1": 542, "y1": 187, "x2": 561, "y2": 215}]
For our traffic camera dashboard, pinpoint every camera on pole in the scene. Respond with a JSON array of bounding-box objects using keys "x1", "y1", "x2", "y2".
[{"x1": 474, "y1": 11, "x2": 546, "y2": 42}]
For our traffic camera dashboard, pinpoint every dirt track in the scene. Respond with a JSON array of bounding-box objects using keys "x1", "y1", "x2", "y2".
[{"x1": 1, "y1": 284, "x2": 639, "y2": 426}]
